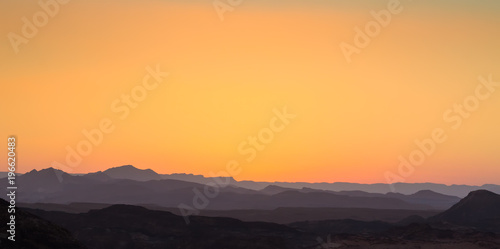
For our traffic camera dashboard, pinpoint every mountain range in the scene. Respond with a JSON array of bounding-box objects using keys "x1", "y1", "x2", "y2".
[
  {"x1": 2, "y1": 165, "x2": 500, "y2": 248},
  {"x1": 4, "y1": 165, "x2": 499, "y2": 198},
  {"x1": 3, "y1": 189, "x2": 500, "y2": 249},
  {"x1": 0, "y1": 166, "x2": 470, "y2": 211}
]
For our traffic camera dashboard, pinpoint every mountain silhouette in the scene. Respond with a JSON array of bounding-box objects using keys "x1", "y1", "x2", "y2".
[
  {"x1": 102, "y1": 165, "x2": 162, "y2": 181},
  {"x1": 2, "y1": 167, "x2": 448, "y2": 210},
  {"x1": 386, "y1": 190, "x2": 460, "y2": 209},
  {"x1": 231, "y1": 181, "x2": 500, "y2": 197},
  {"x1": 296, "y1": 188, "x2": 459, "y2": 209},
  {"x1": 259, "y1": 185, "x2": 294, "y2": 195},
  {"x1": 161, "y1": 173, "x2": 236, "y2": 185},
  {"x1": 0, "y1": 198, "x2": 86, "y2": 249},
  {"x1": 2, "y1": 166, "x2": 500, "y2": 198},
  {"x1": 12, "y1": 188, "x2": 500, "y2": 248},
  {"x1": 429, "y1": 190, "x2": 500, "y2": 232},
  {"x1": 7, "y1": 168, "x2": 110, "y2": 203},
  {"x1": 82, "y1": 171, "x2": 112, "y2": 182},
  {"x1": 27, "y1": 204, "x2": 318, "y2": 249}
]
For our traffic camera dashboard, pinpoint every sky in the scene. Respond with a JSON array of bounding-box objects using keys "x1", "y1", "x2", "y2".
[{"x1": 1, "y1": 0, "x2": 500, "y2": 185}]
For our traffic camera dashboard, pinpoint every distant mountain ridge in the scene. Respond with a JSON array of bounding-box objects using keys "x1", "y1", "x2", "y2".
[
  {"x1": 1, "y1": 165, "x2": 498, "y2": 212},
  {"x1": 0, "y1": 165, "x2": 461, "y2": 211},
  {"x1": 102, "y1": 165, "x2": 162, "y2": 181},
  {"x1": 77, "y1": 165, "x2": 500, "y2": 197},
  {"x1": 2, "y1": 165, "x2": 499, "y2": 197}
]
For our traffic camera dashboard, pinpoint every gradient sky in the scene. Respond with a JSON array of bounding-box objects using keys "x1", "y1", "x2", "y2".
[{"x1": 1, "y1": 0, "x2": 500, "y2": 185}]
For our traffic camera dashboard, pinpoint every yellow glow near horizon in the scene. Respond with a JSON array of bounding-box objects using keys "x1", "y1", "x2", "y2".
[{"x1": 1, "y1": 0, "x2": 500, "y2": 185}]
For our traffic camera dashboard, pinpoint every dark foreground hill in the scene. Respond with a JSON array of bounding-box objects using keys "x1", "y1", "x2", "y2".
[
  {"x1": 429, "y1": 190, "x2": 500, "y2": 232},
  {"x1": 26, "y1": 205, "x2": 319, "y2": 249},
  {"x1": 0, "y1": 198, "x2": 86, "y2": 249},
  {"x1": 22, "y1": 191, "x2": 500, "y2": 249},
  {"x1": 18, "y1": 202, "x2": 442, "y2": 224}
]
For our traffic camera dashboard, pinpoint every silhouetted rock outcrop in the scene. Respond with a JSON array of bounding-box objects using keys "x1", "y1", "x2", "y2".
[
  {"x1": 27, "y1": 204, "x2": 318, "y2": 249},
  {"x1": 429, "y1": 190, "x2": 500, "y2": 232},
  {"x1": 0, "y1": 198, "x2": 86, "y2": 249}
]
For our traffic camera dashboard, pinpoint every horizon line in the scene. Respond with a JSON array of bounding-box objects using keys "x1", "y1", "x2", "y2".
[{"x1": 6, "y1": 165, "x2": 500, "y2": 187}]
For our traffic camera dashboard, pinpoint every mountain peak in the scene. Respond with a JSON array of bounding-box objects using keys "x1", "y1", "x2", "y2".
[
  {"x1": 104, "y1": 165, "x2": 153, "y2": 173},
  {"x1": 26, "y1": 167, "x2": 57, "y2": 173},
  {"x1": 107, "y1": 165, "x2": 138, "y2": 170},
  {"x1": 103, "y1": 165, "x2": 162, "y2": 181},
  {"x1": 411, "y1": 190, "x2": 456, "y2": 198},
  {"x1": 262, "y1": 185, "x2": 288, "y2": 190},
  {"x1": 466, "y1": 189, "x2": 499, "y2": 198},
  {"x1": 42, "y1": 167, "x2": 65, "y2": 173},
  {"x1": 260, "y1": 185, "x2": 293, "y2": 195},
  {"x1": 90, "y1": 204, "x2": 150, "y2": 214},
  {"x1": 24, "y1": 167, "x2": 68, "y2": 178},
  {"x1": 413, "y1": 190, "x2": 437, "y2": 195},
  {"x1": 429, "y1": 189, "x2": 500, "y2": 230}
]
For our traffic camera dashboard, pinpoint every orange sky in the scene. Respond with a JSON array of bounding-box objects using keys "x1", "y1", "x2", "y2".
[{"x1": 1, "y1": 0, "x2": 500, "y2": 185}]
